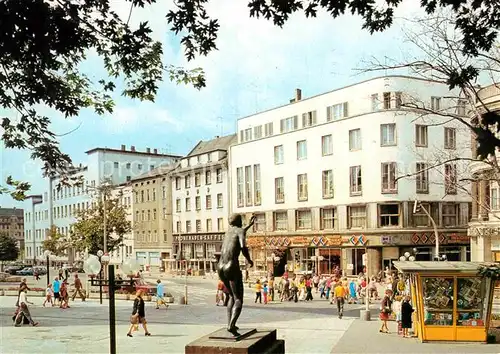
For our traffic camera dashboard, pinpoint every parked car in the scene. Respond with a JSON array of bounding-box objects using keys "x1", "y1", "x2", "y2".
[
  {"x1": 4, "y1": 265, "x2": 24, "y2": 275},
  {"x1": 16, "y1": 267, "x2": 34, "y2": 276},
  {"x1": 134, "y1": 278, "x2": 157, "y2": 295},
  {"x1": 33, "y1": 266, "x2": 47, "y2": 275}
]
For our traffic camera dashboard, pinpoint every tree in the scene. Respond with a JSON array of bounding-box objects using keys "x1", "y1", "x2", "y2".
[
  {"x1": 1, "y1": 1, "x2": 500, "y2": 198},
  {"x1": 71, "y1": 190, "x2": 131, "y2": 255},
  {"x1": 42, "y1": 226, "x2": 69, "y2": 257},
  {"x1": 0, "y1": 232, "x2": 19, "y2": 271}
]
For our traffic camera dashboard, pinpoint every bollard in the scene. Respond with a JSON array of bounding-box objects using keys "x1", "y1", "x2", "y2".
[{"x1": 360, "y1": 309, "x2": 371, "y2": 321}]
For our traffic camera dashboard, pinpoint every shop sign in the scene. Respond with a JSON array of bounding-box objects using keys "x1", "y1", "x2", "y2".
[
  {"x1": 174, "y1": 234, "x2": 224, "y2": 242},
  {"x1": 310, "y1": 235, "x2": 342, "y2": 247},
  {"x1": 247, "y1": 236, "x2": 265, "y2": 248},
  {"x1": 447, "y1": 234, "x2": 470, "y2": 244},
  {"x1": 347, "y1": 235, "x2": 367, "y2": 246},
  {"x1": 291, "y1": 236, "x2": 312, "y2": 247},
  {"x1": 468, "y1": 226, "x2": 500, "y2": 237}
]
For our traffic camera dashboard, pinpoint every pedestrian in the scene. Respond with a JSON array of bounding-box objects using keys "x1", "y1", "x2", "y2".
[
  {"x1": 268, "y1": 277, "x2": 275, "y2": 302},
  {"x1": 52, "y1": 277, "x2": 61, "y2": 306},
  {"x1": 216, "y1": 280, "x2": 224, "y2": 306},
  {"x1": 16, "y1": 278, "x2": 29, "y2": 307},
  {"x1": 59, "y1": 279, "x2": 70, "y2": 308},
  {"x1": 313, "y1": 273, "x2": 319, "y2": 293},
  {"x1": 71, "y1": 274, "x2": 86, "y2": 301},
  {"x1": 333, "y1": 282, "x2": 346, "y2": 319},
  {"x1": 325, "y1": 277, "x2": 332, "y2": 300},
  {"x1": 349, "y1": 279, "x2": 358, "y2": 304},
  {"x1": 379, "y1": 289, "x2": 393, "y2": 333},
  {"x1": 263, "y1": 283, "x2": 268, "y2": 304},
  {"x1": 401, "y1": 296, "x2": 414, "y2": 338},
  {"x1": 305, "y1": 276, "x2": 313, "y2": 301},
  {"x1": 155, "y1": 280, "x2": 168, "y2": 310},
  {"x1": 254, "y1": 279, "x2": 262, "y2": 304},
  {"x1": 34, "y1": 270, "x2": 40, "y2": 281},
  {"x1": 14, "y1": 288, "x2": 39, "y2": 327},
  {"x1": 127, "y1": 290, "x2": 151, "y2": 337},
  {"x1": 43, "y1": 283, "x2": 54, "y2": 307},
  {"x1": 222, "y1": 283, "x2": 230, "y2": 306},
  {"x1": 281, "y1": 276, "x2": 290, "y2": 302}
]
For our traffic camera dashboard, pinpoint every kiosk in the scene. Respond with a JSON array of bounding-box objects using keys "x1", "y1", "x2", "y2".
[{"x1": 393, "y1": 261, "x2": 495, "y2": 342}]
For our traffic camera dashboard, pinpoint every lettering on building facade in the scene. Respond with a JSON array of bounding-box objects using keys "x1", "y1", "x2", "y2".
[
  {"x1": 174, "y1": 234, "x2": 224, "y2": 242},
  {"x1": 468, "y1": 227, "x2": 500, "y2": 237}
]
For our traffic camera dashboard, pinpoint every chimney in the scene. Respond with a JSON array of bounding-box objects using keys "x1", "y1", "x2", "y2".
[
  {"x1": 295, "y1": 88, "x2": 302, "y2": 102},
  {"x1": 153, "y1": 148, "x2": 158, "y2": 154},
  {"x1": 131, "y1": 145, "x2": 136, "y2": 152},
  {"x1": 121, "y1": 144, "x2": 126, "y2": 151},
  {"x1": 146, "y1": 147, "x2": 151, "y2": 153}
]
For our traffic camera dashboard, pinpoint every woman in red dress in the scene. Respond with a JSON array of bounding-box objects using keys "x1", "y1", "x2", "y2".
[{"x1": 379, "y1": 289, "x2": 393, "y2": 333}]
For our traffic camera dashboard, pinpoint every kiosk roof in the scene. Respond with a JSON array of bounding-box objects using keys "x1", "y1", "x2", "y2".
[{"x1": 393, "y1": 261, "x2": 485, "y2": 274}]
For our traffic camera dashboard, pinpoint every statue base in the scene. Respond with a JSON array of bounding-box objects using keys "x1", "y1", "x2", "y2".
[{"x1": 185, "y1": 328, "x2": 285, "y2": 354}]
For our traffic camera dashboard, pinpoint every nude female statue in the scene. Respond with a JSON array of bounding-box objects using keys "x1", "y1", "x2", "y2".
[{"x1": 217, "y1": 213, "x2": 255, "y2": 334}]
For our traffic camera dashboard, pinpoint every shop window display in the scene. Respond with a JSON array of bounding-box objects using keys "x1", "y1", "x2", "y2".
[
  {"x1": 456, "y1": 278, "x2": 485, "y2": 326},
  {"x1": 422, "y1": 277, "x2": 454, "y2": 326}
]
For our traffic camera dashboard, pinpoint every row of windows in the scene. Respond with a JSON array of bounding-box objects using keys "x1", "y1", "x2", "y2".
[
  {"x1": 240, "y1": 92, "x2": 467, "y2": 144},
  {"x1": 174, "y1": 218, "x2": 225, "y2": 234},
  {"x1": 112, "y1": 161, "x2": 155, "y2": 171},
  {"x1": 174, "y1": 168, "x2": 223, "y2": 190},
  {"x1": 250, "y1": 202, "x2": 465, "y2": 232},
  {"x1": 177, "y1": 244, "x2": 217, "y2": 260},
  {"x1": 53, "y1": 180, "x2": 94, "y2": 201},
  {"x1": 134, "y1": 186, "x2": 167, "y2": 204},
  {"x1": 0, "y1": 223, "x2": 22, "y2": 229},
  {"x1": 236, "y1": 165, "x2": 262, "y2": 207},
  {"x1": 175, "y1": 193, "x2": 224, "y2": 213}
]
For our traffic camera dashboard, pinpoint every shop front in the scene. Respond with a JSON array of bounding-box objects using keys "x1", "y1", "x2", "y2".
[
  {"x1": 173, "y1": 233, "x2": 224, "y2": 273},
  {"x1": 393, "y1": 261, "x2": 495, "y2": 342}
]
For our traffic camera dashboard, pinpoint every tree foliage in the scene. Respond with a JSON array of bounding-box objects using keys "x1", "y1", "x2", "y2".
[
  {"x1": 0, "y1": 232, "x2": 20, "y2": 264},
  {"x1": 71, "y1": 192, "x2": 131, "y2": 255},
  {"x1": 42, "y1": 226, "x2": 68, "y2": 257},
  {"x1": 1, "y1": 0, "x2": 500, "y2": 199}
]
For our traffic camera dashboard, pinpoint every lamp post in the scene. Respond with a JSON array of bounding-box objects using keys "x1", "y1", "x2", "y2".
[
  {"x1": 95, "y1": 250, "x2": 110, "y2": 304},
  {"x1": 413, "y1": 200, "x2": 442, "y2": 260},
  {"x1": 44, "y1": 250, "x2": 51, "y2": 285}
]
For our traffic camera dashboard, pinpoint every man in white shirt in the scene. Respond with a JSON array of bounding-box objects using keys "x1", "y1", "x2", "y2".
[{"x1": 14, "y1": 290, "x2": 39, "y2": 327}]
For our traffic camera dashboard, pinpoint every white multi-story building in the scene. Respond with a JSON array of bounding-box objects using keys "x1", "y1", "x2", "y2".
[
  {"x1": 170, "y1": 134, "x2": 236, "y2": 272},
  {"x1": 109, "y1": 183, "x2": 134, "y2": 265},
  {"x1": 23, "y1": 145, "x2": 180, "y2": 263},
  {"x1": 229, "y1": 76, "x2": 472, "y2": 276}
]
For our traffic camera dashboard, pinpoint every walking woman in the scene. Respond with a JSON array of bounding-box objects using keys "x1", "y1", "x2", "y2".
[
  {"x1": 379, "y1": 289, "x2": 393, "y2": 333},
  {"x1": 127, "y1": 290, "x2": 151, "y2": 337}
]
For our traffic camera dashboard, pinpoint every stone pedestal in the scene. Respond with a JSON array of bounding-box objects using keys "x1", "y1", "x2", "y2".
[{"x1": 185, "y1": 328, "x2": 285, "y2": 354}]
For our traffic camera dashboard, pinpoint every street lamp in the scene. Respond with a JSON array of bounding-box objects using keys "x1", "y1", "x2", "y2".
[{"x1": 43, "y1": 250, "x2": 52, "y2": 285}]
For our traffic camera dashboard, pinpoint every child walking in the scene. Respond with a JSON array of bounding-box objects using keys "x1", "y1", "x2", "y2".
[
  {"x1": 263, "y1": 283, "x2": 268, "y2": 304},
  {"x1": 43, "y1": 283, "x2": 54, "y2": 307}
]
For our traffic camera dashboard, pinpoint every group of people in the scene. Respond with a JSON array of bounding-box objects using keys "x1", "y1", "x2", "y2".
[{"x1": 43, "y1": 274, "x2": 86, "y2": 308}]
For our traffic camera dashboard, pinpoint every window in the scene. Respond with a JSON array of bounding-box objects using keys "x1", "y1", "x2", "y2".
[
  {"x1": 150, "y1": 165, "x2": 155, "y2": 171},
  {"x1": 265, "y1": 122, "x2": 273, "y2": 137},
  {"x1": 322, "y1": 135, "x2": 333, "y2": 156},
  {"x1": 297, "y1": 174, "x2": 308, "y2": 201},
  {"x1": 320, "y1": 208, "x2": 337, "y2": 230},
  {"x1": 197, "y1": 156, "x2": 201, "y2": 164},
  {"x1": 416, "y1": 163, "x2": 429, "y2": 193},
  {"x1": 207, "y1": 153, "x2": 212, "y2": 162},
  {"x1": 217, "y1": 193, "x2": 223, "y2": 208},
  {"x1": 163, "y1": 207, "x2": 167, "y2": 219},
  {"x1": 253, "y1": 213, "x2": 266, "y2": 232},
  {"x1": 254, "y1": 125, "x2": 263, "y2": 139},
  {"x1": 254, "y1": 164, "x2": 261, "y2": 205},
  {"x1": 296, "y1": 209, "x2": 312, "y2": 230},
  {"x1": 153, "y1": 209, "x2": 157, "y2": 220},
  {"x1": 126, "y1": 163, "x2": 131, "y2": 169},
  {"x1": 185, "y1": 197, "x2": 191, "y2": 212},
  {"x1": 322, "y1": 170, "x2": 334, "y2": 198},
  {"x1": 114, "y1": 162, "x2": 119, "y2": 168},
  {"x1": 444, "y1": 127, "x2": 456, "y2": 149},
  {"x1": 273, "y1": 211, "x2": 288, "y2": 231},
  {"x1": 431, "y1": 96, "x2": 441, "y2": 110},
  {"x1": 274, "y1": 145, "x2": 284, "y2": 164},
  {"x1": 302, "y1": 111, "x2": 317, "y2": 127},
  {"x1": 163, "y1": 229, "x2": 167, "y2": 242},
  {"x1": 413, "y1": 202, "x2": 431, "y2": 227},
  {"x1": 206, "y1": 195, "x2": 212, "y2": 209},
  {"x1": 162, "y1": 186, "x2": 166, "y2": 199},
  {"x1": 349, "y1": 129, "x2": 361, "y2": 151},
  {"x1": 175, "y1": 177, "x2": 181, "y2": 190},
  {"x1": 383, "y1": 92, "x2": 391, "y2": 109},
  {"x1": 217, "y1": 218, "x2": 224, "y2": 231},
  {"x1": 147, "y1": 210, "x2": 151, "y2": 220},
  {"x1": 348, "y1": 206, "x2": 366, "y2": 228},
  {"x1": 415, "y1": 125, "x2": 428, "y2": 147},
  {"x1": 445, "y1": 164, "x2": 457, "y2": 195},
  {"x1": 176, "y1": 221, "x2": 181, "y2": 233},
  {"x1": 205, "y1": 170, "x2": 211, "y2": 185},
  {"x1": 349, "y1": 166, "x2": 362, "y2": 196},
  {"x1": 216, "y1": 168, "x2": 223, "y2": 183},
  {"x1": 195, "y1": 196, "x2": 201, "y2": 210},
  {"x1": 244, "y1": 165, "x2": 252, "y2": 206},
  {"x1": 381, "y1": 162, "x2": 397, "y2": 193},
  {"x1": 176, "y1": 199, "x2": 181, "y2": 212},
  {"x1": 196, "y1": 219, "x2": 202, "y2": 232},
  {"x1": 236, "y1": 167, "x2": 244, "y2": 207},
  {"x1": 206, "y1": 219, "x2": 212, "y2": 232},
  {"x1": 395, "y1": 92, "x2": 402, "y2": 108},
  {"x1": 195, "y1": 173, "x2": 201, "y2": 187},
  {"x1": 280, "y1": 115, "x2": 298, "y2": 133},
  {"x1": 185, "y1": 175, "x2": 191, "y2": 188},
  {"x1": 138, "y1": 164, "x2": 143, "y2": 170},
  {"x1": 442, "y1": 203, "x2": 458, "y2": 226},
  {"x1": 457, "y1": 99, "x2": 467, "y2": 116},
  {"x1": 297, "y1": 140, "x2": 307, "y2": 160},
  {"x1": 327, "y1": 102, "x2": 348, "y2": 121},
  {"x1": 371, "y1": 93, "x2": 379, "y2": 111},
  {"x1": 275, "y1": 177, "x2": 285, "y2": 203},
  {"x1": 379, "y1": 204, "x2": 400, "y2": 227},
  {"x1": 491, "y1": 187, "x2": 499, "y2": 210},
  {"x1": 186, "y1": 220, "x2": 192, "y2": 233},
  {"x1": 152, "y1": 188, "x2": 156, "y2": 201},
  {"x1": 244, "y1": 128, "x2": 252, "y2": 141},
  {"x1": 380, "y1": 123, "x2": 396, "y2": 146}
]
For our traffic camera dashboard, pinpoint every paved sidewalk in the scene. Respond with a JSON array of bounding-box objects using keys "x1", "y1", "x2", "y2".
[{"x1": 332, "y1": 312, "x2": 500, "y2": 354}]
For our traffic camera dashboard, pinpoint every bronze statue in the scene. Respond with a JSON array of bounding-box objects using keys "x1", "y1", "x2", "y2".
[{"x1": 217, "y1": 213, "x2": 255, "y2": 335}]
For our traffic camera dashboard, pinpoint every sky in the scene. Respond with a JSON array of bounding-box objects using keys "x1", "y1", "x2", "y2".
[{"x1": 0, "y1": 0, "x2": 425, "y2": 208}]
